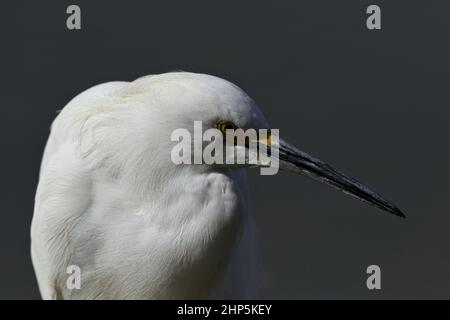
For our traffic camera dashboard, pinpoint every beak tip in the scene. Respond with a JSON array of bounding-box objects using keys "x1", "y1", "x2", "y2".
[{"x1": 390, "y1": 207, "x2": 406, "y2": 219}]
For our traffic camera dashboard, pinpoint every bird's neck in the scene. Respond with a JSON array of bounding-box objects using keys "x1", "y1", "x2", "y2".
[
  {"x1": 135, "y1": 168, "x2": 249, "y2": 232},
  {"x1": 133, "y1": 169, "x2": 251, "y2": 297}
]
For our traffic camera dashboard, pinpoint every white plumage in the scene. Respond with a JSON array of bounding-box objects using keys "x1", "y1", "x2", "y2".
[
  {"x1": 31, "y1": 73, "x2": 261, "y2": 299},
  {"x1": 31, "y1": 72, "x2": 403, "y2": 300}
]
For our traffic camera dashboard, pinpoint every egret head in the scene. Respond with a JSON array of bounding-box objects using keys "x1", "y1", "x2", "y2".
[{"x1": 80, "y1": 72, "x2": 404, "y2": 217}]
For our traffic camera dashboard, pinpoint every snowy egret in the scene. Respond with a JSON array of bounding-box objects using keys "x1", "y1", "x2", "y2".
[{"x1": 31, "y1": 72, "x2": 403, "y2": 299}]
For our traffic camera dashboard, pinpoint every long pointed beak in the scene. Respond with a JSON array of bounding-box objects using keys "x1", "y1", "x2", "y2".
[{"x1": 278, "y1": 139, "x2": 405, "y2": 218}]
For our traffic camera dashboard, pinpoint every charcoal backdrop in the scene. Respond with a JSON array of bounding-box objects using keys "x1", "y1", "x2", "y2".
[{"x1": 2, "y1": 0, "x2": 449, "y2": 299}]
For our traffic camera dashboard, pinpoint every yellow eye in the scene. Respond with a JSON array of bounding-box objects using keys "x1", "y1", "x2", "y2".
[{"x1": 217, "y1": 121, "x2": 237, "y2": 134}]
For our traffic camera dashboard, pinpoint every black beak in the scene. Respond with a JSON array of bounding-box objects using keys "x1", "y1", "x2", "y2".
[{"x1": 278, "y1": 139, "x2": 405, "y2": 218}]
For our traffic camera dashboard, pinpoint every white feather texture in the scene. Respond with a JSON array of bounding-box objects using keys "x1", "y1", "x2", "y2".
[{"x1": 31, "y1": 72, "x2": 269, "y2": 299}]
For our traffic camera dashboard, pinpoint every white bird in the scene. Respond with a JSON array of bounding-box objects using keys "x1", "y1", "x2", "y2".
[{"x1": 31, "y1": 72, "x2": 403, "y2": 300}]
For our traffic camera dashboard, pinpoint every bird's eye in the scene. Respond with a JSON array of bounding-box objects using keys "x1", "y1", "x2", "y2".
[{"x1": 217, "y1": 121, "x2": 237, "y2": 134}]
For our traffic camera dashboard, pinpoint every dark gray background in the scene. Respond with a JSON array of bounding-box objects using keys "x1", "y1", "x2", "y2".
[{"x1": 2, "y1": 0, "x2": 449, "y2": 299}]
